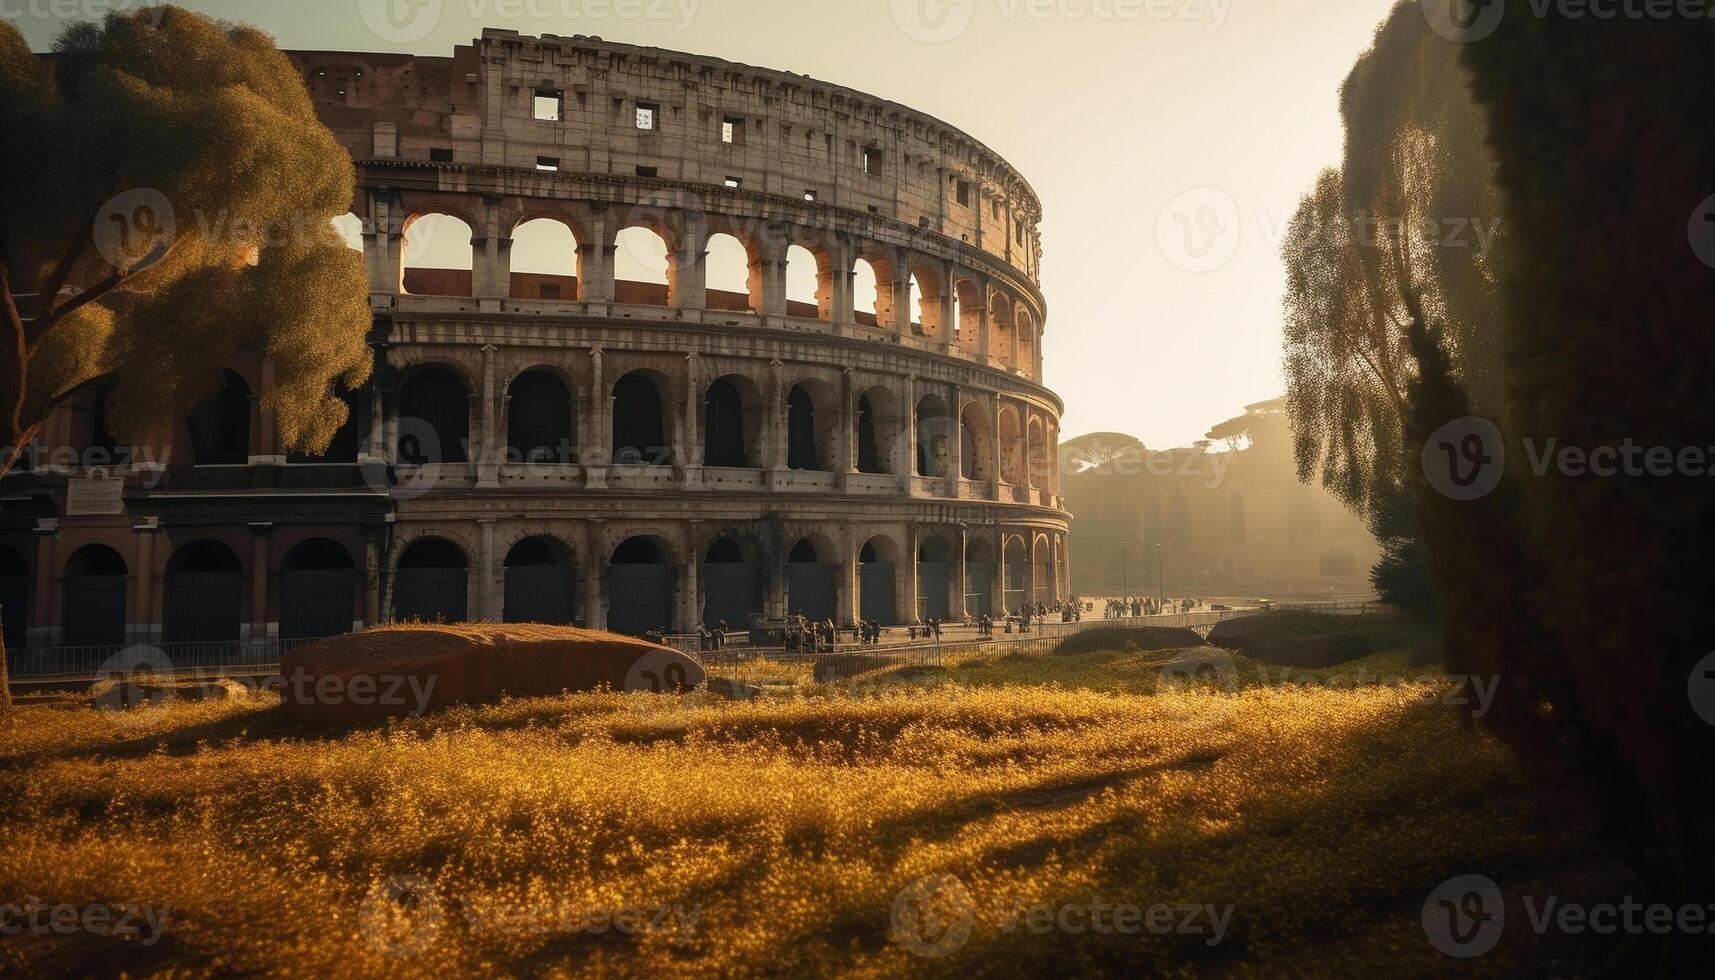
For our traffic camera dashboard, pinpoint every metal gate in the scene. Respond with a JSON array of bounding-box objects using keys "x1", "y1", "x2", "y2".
[
  {"x1": 608, "y1": 564, "x2": 674, "y2": 635},
  {"x1": 965, "y1": 561, "x2": 994, "y2": 618},
  {"x1": 917, "y1": 561, "x2": 950, "y2": 621},
  {"x1": 280, "y1": 569, "x2": 356, "y2": 640},
  {"x1": 701, "y1": 562, "x2": 759, "y2": 629},
  {"x1": 504, "y1": 564, "x2": 574, "y2": 624},
  {"x1": 165, "y1": 571, "x2": 243, "y2": 643},
  {"x1": 786, "y1": 563, "x2": 836, "y2": 621},
  {"x1": 394, "y1": 568, "x2": 468, "y2": 623},
  {"x1": 64, "y1": 574, "x2": 126, "y2": 646},
  {"x1": 0, "y1": 577, "x2": 28, "y2": 650},
  {"x1": 859, "y1": 562, "x2": 896, "y2": 624}
]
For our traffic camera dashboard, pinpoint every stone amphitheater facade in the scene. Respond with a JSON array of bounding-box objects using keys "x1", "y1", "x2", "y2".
[{"x1": 1, "y1": 29, "x2": 1069, "y2": 651}]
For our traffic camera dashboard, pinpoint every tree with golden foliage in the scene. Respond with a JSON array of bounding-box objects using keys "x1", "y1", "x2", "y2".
[{"x1": 0, "y1": 8, "x2": 372, "y2": 706}]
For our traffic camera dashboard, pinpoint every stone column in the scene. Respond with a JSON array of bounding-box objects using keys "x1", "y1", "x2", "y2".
[
  {"x1": 584, "y1": 349, "x2": 608, "y2": 489},
  {"x1": 477, "y1": 344, "x2": 499, "y2": 488},
  {"x1": 477, "y1": 519, "x2": 497, "y2": 622},
  {"x1": 839, "y1": 529, "x2": 859, "y2": 626},
  {"x1": 990, "y1": 392, "x2": 1005, "y2": 501},
  {"x1": 831, "y1": 236, "x2": 855, "y2": 327},
  {"x1": 759, "y1": 233, "x2": 788, "y2": 317},
  {"x1": 677, "y1": 528, "x2": 700, "y2": 632},
  {"x1": 765, "y1": 359, "x2": 788, "y2": 488},
  {"x1": 977, "y1": 289, "x2": 992, "y2": 362},
  {"x1": 1024, "y1": 533, "x2": 1038, "y2": 611},
  {"x1": 131, "y1": 523, "x2": 159, "y2": 645},
  {"x1": 994, "y1": 526, "x2": 1008, "y2": 615},
  {"x1": 364, "y1": 536, "x2": 381, "y2": 627},
  {"x1": 363, "y1": 386, "x2": 387, "y2": 463},
  {"x1": 902, "y1": 523, "x2": 922, "y2": 625},
  {"x1": 674, "y1": 212, "x2": 708, "y2": 311},
  {"x1": 836, "y1": 368, "x2": 857, "y2": 491},
  {"x1": 585, "y1": 520, "x2": 607, "y2": 631},
  {"x1": 945, "y1": 383, "x2": 964, "y2": 498},
  {"x1": 679, "y1": 353, "x2": 700, "y2": 488},
  {"x1": 247, "y1": 523, "x2": 272, "y2": 645},
  {"x1": 901, "y1": 375, "x2": 917, "y2": 494},
  {"x1": 30, "y1": 525, "x2": 56, "y2": 648}
]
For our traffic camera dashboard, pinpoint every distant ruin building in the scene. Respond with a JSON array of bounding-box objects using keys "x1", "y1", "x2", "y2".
[
  {"x1": 1063, "y1": 400, "x2": 1377, "y2": 597},
  {"x1": 0, "y1": 30, "x2": 1068, "y2": 652}
]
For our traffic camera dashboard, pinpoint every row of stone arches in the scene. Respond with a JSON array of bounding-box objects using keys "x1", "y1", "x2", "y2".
[
  {"x1": 340, "y1": 208, "x2": 1043, "y2": 377},
  {"x1": 392, "y1": 363, "x2": 1059, "y2": 489},
  {"x1": 7, "y1": 537, "x2": 360, "y2": 649}
]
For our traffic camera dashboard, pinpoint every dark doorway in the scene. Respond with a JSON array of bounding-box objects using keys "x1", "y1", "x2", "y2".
[
  {"x1": 164, "y1": 540, "x2": 244, "y2": 644},
  {"x1": 398, "y1": 368, "x2": 470, "y2": 464},
  {"x1": 64, "y1": 545, "x2": 127, "y2": 647},
  {"x1": 508, "y1": 372, "x2": 575, "y2": 464},
  {"x1": 702, "y1": 537, "x2": 759, "y2": 629},
  {"x1": 703, "y1": 379, "x2": 748, "y2": 468},
  {"x1": 187, "y1": 370, "x2": 251, "y2": 465},
  {"x1": 504, "y1": 537, "x2": 574, "y2": 624},
  {"x1": 608, "y1": 537, "x2": 673, "y2": 635},
  {"x1": 613, "y1": 373, "x2": 668, "y2": 465},
  {"x1": 280, "y1": 538, "x2": 356, "y2": 641},
  {"x1": 394, "y1": 538, "x2": 468, "y2": 623}
]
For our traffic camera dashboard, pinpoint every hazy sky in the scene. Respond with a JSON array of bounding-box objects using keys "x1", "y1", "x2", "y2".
[{"x1": 17, "y1": 0, "x2": 1396, "y2": 447}]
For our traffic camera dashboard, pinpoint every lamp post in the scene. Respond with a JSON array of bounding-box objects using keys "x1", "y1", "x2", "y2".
[
  {"x1": 1120, "y1": 539, "x2": 1128, "y2": 615},
  {"x1": 1156, "y1": 542, "x2": 1165, "y2": 609}
]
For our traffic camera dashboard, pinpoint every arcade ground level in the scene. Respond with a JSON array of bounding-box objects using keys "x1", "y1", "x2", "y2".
[{"x1": 0, "y1": 494, "x2": 1071, "y2": 655}]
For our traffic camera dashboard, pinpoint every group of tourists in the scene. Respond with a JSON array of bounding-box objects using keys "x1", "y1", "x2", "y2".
[
  {"x1": 905, "y1": 619, "x2": 946, "y2": 642},
  {"x1": 1102, "y1": 597, "x2": 1204, "y2": 619},
  {"x1": 785, "y1": 617, "x2": 839, "y2": 653},
  {"x1": 695, "y1": 620, "x2": 733, "y2": 652}
]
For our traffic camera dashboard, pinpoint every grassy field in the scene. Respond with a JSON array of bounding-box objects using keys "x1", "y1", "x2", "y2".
[{"x1": 0, "y1": 631, "x2": 1630, "y2": 978}]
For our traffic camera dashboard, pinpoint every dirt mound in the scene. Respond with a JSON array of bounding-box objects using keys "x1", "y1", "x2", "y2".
[
  {"x1": 280, "y1": 623, "x2": 704, "y2": 725},
  {"x1": 1056, "y1": 627, "x2": 1207, "y2": 656}
]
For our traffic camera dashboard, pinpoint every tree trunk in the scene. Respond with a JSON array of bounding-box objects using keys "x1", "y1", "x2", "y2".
[{"x1": 0, "y1": 608, "x2": 11, "y2": 711}]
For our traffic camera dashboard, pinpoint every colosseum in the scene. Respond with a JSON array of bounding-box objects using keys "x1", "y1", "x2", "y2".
[{"x1": 2, "y1": 29, "x2": 1068, "y2": 656}]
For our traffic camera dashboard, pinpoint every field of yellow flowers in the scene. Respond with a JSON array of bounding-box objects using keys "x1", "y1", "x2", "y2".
[{"x1": 0, "y1": 643, "x2": 1621, "y2": 977}]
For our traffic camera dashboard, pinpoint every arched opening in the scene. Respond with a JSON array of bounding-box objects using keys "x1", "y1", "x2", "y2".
[
  {"x1": 857, "y1": 537, "x2": 898, "y2": 625},
  {"x1": 398, "y1": 367, "x2": 470, "y2": 465},
  {"x1": 990, "y1": 294, "x2": 1015, "y2": 368},
  {"x1": 786, "y1": 381, "x2": 836, "y2": 471},
  {"x1": 394, "y1": 537, "x2": 468, "y2": 623},
  {"x1": 1032, "y1": 535, "x2": 1052, "y2": 606},
  {"x1": 507, "y1": 371, "x2": 575, "y2": 465},
  {"x1": 0, "y1": 544, "x2": 30, "y2": 651},
  {"x1": 959, "y1": 401, "x2": 994, "y2": 482},
  {"x1": 164, "y1": 539, "x2": 244, "y2": 644},
  {"x1": 509, "y1": 217, "x2": 580, "y2": 300},
  {"x1": 703, "y1": 376, "x2": 760, "y2": 469},
  {"x1": 701, "y1": 536, "x2": 759, "y2": 629},
  {"x1": 1017, "y1": 306, "x2": 1038, "y2": 379},
  {"x1": 954, "y1": 279, "x2": 981, "y2": 347},
  {"x1": 504, "y1": 537, "x2": 574, "y2": 625},
  {"x1": 1003, "y1": 536, "x2": 1029, "y2": 614},
  {"x1": 856, "y1": 386, "x2": 901, "y2": 476},
  {"x1": 852, "y1": 258, "x2": 881, "y2": 327},
  {"x1": 910, "y1": 266, "x2": 943, "y2": 337},
  {"x1": 704, "y1": 232, "x2": 755, "y2": 312},
  {"x1": 614, "y1": 225, "x2": 672, "y2": 306},
  {"x1": 785, "y1": 243, "x2": 828, "y2": 319},
  {"x1": 915, "y1": 394, "x2": 952, "y2": 478},
  {"x1": 917, "y1": 536, "x2": 953, "y2": 622},
  {"x1": 785, "y1": 537, "x2": 836, "y2": 622},
  {"x1": 1027, "y1": 417, "x2": 1048, "y2": 489},
  {"x1": 608, "y1": 536, "x2": 673, "y2": 636},
  {"x1": 63, "y1": 545, "x2": 127, "y2": 647},
  {"x1": 187, "y1": 369, "x2": 251, "y2": 465},
  {"x1": 401, "y1": 213, "x2": 474, "y2": 297},
  {"x1": 964, "y1": 537, "x2": 995, "y2": 618},
  {"x1": 998, "y1": 406, "x2": 1024, "y2": 485},
  {"x1": 280, "y1": 538, "x2": 356, "y2": 641},
  {"x1": 613, "y1": 372, "x2": 670, "y2": 465}
]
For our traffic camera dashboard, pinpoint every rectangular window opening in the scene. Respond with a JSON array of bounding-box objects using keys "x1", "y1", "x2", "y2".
[
  {"x1": 955, "y1": 179, "x2": 971, "y2": 208},
  {"x1": 536, "y1": 156, "x2": 560, "y2": 172},
  {"x1": 533, "y1": 89, "x2": 563, "y2": 121},
  {"x1": 636, "y1": 165, "x2": 659, "y2": 178},
  {"x1": 429, "y1": 147, "x2": 454, "y2": 163},
  {"x1": 636, "y1": 102, "x2": 657, "y2": 130},
  {"x1": 861, "y1": 146, "x2": 882, "y2": 175},
  {"x1": 724, "y1": 176, "x2": 742, "y2": 189},
  {"x1": 803, "y1": 189, "x2": 817, "y2": 203}
]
